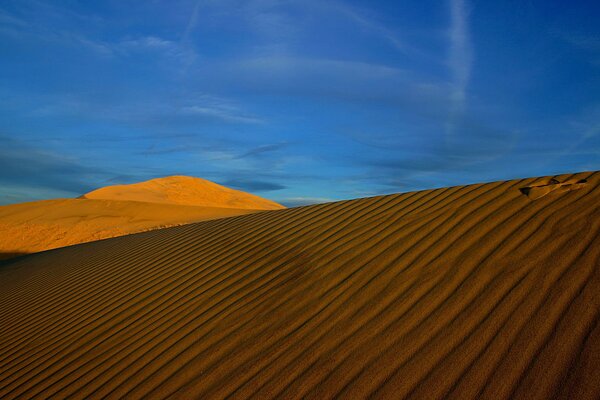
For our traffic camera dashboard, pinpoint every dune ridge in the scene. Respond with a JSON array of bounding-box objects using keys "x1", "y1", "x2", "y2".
[
  {"x1": 82, "y1": 175, "x2": 285, "y2": 210},
  {"x1": 0, "y1": 171, "x2": 598, "y2": 399}
]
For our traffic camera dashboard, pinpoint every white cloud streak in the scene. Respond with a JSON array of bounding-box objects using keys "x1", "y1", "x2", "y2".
[
  {"x1": 447, "y1": 0, "x2": 472, "y2": 136},
  {"x1": 279, "y1": 197, "x2": 334, "y2": 207},
  {"x1": 178, "y1": 94, "x2": 264, "y2": 124},
  {"x1": 180, "y1": 105, "x2": 263, "y2": 124},
  {"x1": 183, "y1": 0, "x2": 203, "y2": 43}
]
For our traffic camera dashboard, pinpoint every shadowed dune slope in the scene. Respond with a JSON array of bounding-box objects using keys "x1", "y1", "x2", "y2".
[
  {"x1": 0, "y1": 171, "x2": 599, "y2": 399},
  {"x1": 0, "y1": 199, "x2": 260, "y2": 259},
  {"x1": 82, "y1": 175, "x2": 285, "y2": 210}
]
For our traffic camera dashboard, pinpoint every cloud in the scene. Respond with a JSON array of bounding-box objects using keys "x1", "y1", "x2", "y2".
[
  {"x1": 278, "y1": 197, "x2": 334, "y2": 207},
  {"x1": 526, "y1": 103, "x2": 600, "y2": 169},
  {"x1": 561, "y1": 33, "x2": 600, "y2": 53},
  {"x1": 229, "y1": 56, "x2": 403, "y2": 84},
  {"x1": 118, "y1": 36, "x2": 177, "y2": 51},
  {"x1": 196, "y1": 56, "x2": 449, "y2": 109},
  {"x1": 0, "y1": 8, "x2": 30, "y2": 30},
  {"x1": 571, "y1": 103, "x2": 600, "y2": 140},
  {"x1": 187, "y1": 0, "x2": 434, "y2": 61},
  {"x1": 182, "y1": 0, "x2": 203, "y2": 43},
  {"x1": 0, "y1": 185, "x2": 78, "y2": 206},
  {"x1": 0, "y1": 4, "x2": 191, "y2": 62},
  {"x1": 321, "y1": 1, "x2": 432, "y2": 61},
  {"x1": 236, "y1": 143, "x2": 288, "y2": 158},
  {"x1": 16, "y1": 90, "x2": 264, "y2": 128},
  {"x1": 0, "y1": 4, "x2": 115, "y2": 55},
  {"x1": 447, "y1": 0, "x2": 472, "y2": 136},
  {"x1": 349, "y1": 113, "x2": 519, "y2": 192},
  {"x1": 177, "y1": 94, "x2": 264, "y2": 124},
  {"x1": 0, "y1": 135, "x2": 103, "y2": 203},
  {"x1": 140, "y1": 145, "x2": 192, "y2": 156},
  {"x1": 180, "y1": 106, "x2": 263, "y2": 124},
  {"x1": 223, "y1": 178, "x2": 286, "y2": 192},
  {"x1": 0, "y1": 23, "x2": 114, "y2": 56}
]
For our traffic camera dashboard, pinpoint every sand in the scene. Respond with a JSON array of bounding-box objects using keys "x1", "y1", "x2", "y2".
[
  {"x1": 0, "y1": 176, "x2": 283, "y2": 259},
  {"x1": 82, "y1": 175, "x2": 285, "y2": 210},
  {"x1": 0, "y1": 171, "x2": 598, "y2": 399}
]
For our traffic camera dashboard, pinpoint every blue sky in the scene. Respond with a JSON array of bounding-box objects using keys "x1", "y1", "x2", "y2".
[{"x1": 0, "y1": 0, "x2": 599, "y2": 206}]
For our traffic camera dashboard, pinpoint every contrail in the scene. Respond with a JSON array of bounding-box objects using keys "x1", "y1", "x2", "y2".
[
  {"x1": 447, "y1": 0, "x2": 472, "y2": 138},
  {"x1": 182, "y1": 0, "x2": 203, "y2": 44}
]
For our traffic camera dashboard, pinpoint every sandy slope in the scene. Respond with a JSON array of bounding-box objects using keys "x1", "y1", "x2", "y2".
[
  {"x1": 0, "y1": 176, "x2": 283, "y2": 259},
  {"x1": 83, "y1": 175, "x2": 285, "y2": 210},
  {"x1": 0, "y1": 171, "x2": 598, "y2": 399},
  {"x1": 0, "y1": 199, "x2": 260, "y2": 259}
]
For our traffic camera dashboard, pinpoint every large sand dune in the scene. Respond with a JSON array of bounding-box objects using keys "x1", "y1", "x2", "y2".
[
  {"x1": 0, "y1": 176, "x2": 283, "y2": 259},
  {"x1": 0, "y1": 171, "x2": 598, "y2": 399},
  {"x1": 82, "y1": 175, "x2": 284, "y2": 210}
]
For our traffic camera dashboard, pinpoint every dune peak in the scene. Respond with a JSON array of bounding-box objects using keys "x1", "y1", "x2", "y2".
[{"x1": 82, "y1": 175, "x2": 284, "y2": 210}]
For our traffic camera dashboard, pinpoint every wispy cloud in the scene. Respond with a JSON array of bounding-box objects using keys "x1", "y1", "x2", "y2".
[
  {"x1": 118, "y1": 36, "x2": 176, "y2": 51},
  {"x1": 0, "y1": 4, "x2": 191, "y2": 62},
  {"x1": 182, "y1": 0, "x2": 203, "y2": 43},
  {"x1": 0, "y1": 135, "x2": 103, "y2": 203},
  {"x1": 560, "y1": 32, "x2": 600, "y2": 67},
  {"x1": 180, "y1": 106, "x2": 262, "y2": 124},
  {"x1": 17, "y1": 90, "x2": 264, "y2": 126},
  {"x1": 447, "y1": 0, "x2": 472, "y2": 136},
  {"x1": 236, "y1": 143, "x2": 288, "y2": 159},
  {"x1": 224, "y1": 178, "x2": 286, "y2": 192},
  {"x1": 561, "y1": 33, "x2": 600, "y2": 53},
  {"x1": 323, "y1": 1, "x2": 432, "y2": 60},
  {"x1": 199, "y1": 55, "x2": 435, "y2": 104},
  {"x1": 0, "y1": 22, "x2": 113, "y2": 56},
  {"x1": 0, "y1": 8, "x2": 30, "y2": 30},
  {"x1": 279, "y1": 197, "x2": 334, "y2": 207},
  {"x1": 179, "y1": 95, "x2": 264, "y2": 124}
]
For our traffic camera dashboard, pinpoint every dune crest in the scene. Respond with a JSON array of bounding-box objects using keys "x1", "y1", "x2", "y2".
[
  {"x1": 0, "y1": 171, "x2": 598, "y2": 399},
  {"x1": 82, "y1": 175, "x2": 284, "y2": 210}
]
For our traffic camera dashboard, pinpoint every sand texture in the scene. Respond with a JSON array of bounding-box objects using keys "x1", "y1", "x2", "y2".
[
  {"x1": 0, "y1": 176, "x2": 283, "y2": 259},
  {"x1": 0, "y1": 171, "x2": 598, "y2": 399},
  {"x1": 0, "y1": 199, "x2": 260, "y2": 259}
]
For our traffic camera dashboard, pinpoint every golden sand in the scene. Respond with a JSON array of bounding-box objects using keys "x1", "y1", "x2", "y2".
[
  {"x1": 0, "y1": 176, "x2": 283, "y2": 259},
  {"x1": 82, "y1": 175, "x2": 284, "y2": 210}
]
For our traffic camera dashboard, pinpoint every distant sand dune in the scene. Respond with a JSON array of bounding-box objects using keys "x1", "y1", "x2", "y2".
[
  {"x1": 82, "y1": 175, "x2": 284, "y2": 210},
  {"x1": 0, "y1": 171, "x2": 598, "y2": 399},
  {"x1": 0, "y1": 199, "x2": 261, "y2": 259},
  {"x1": 0, "y1": 176, "x2": 283, "y2": 259}
]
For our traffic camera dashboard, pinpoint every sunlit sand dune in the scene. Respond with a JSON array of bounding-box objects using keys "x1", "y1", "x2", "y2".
[
  {"x1": 0, "y1": 171, "x2": 598, "y2": 399},
  {"x1": 0, "y1": 176, "x2": 283, "y2": 259},
  {"x1": 0, "y1": 199, "x2": 259, "y2": 259},
  {"x1": 82, "y1": 175, "x2": 285, "y2": 210}
]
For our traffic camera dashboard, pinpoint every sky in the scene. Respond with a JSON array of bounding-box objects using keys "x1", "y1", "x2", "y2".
[{"x1": 0, "y1": 0, "x2": 599, "y2": 206}]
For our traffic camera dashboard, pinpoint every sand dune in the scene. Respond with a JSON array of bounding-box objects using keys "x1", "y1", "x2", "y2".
[
  {"x1": 0, "y1": 171, "x2": 598, "y2": 399},
  {"x1": 82, "y1": 175, "x2": 285, "y2": 210},
  {"x1": 0, "y1": 176, "x2": 283, "y2": 259},
  {"x1": 0, "y1": 199, "x2": 259, "y2": 259}
]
